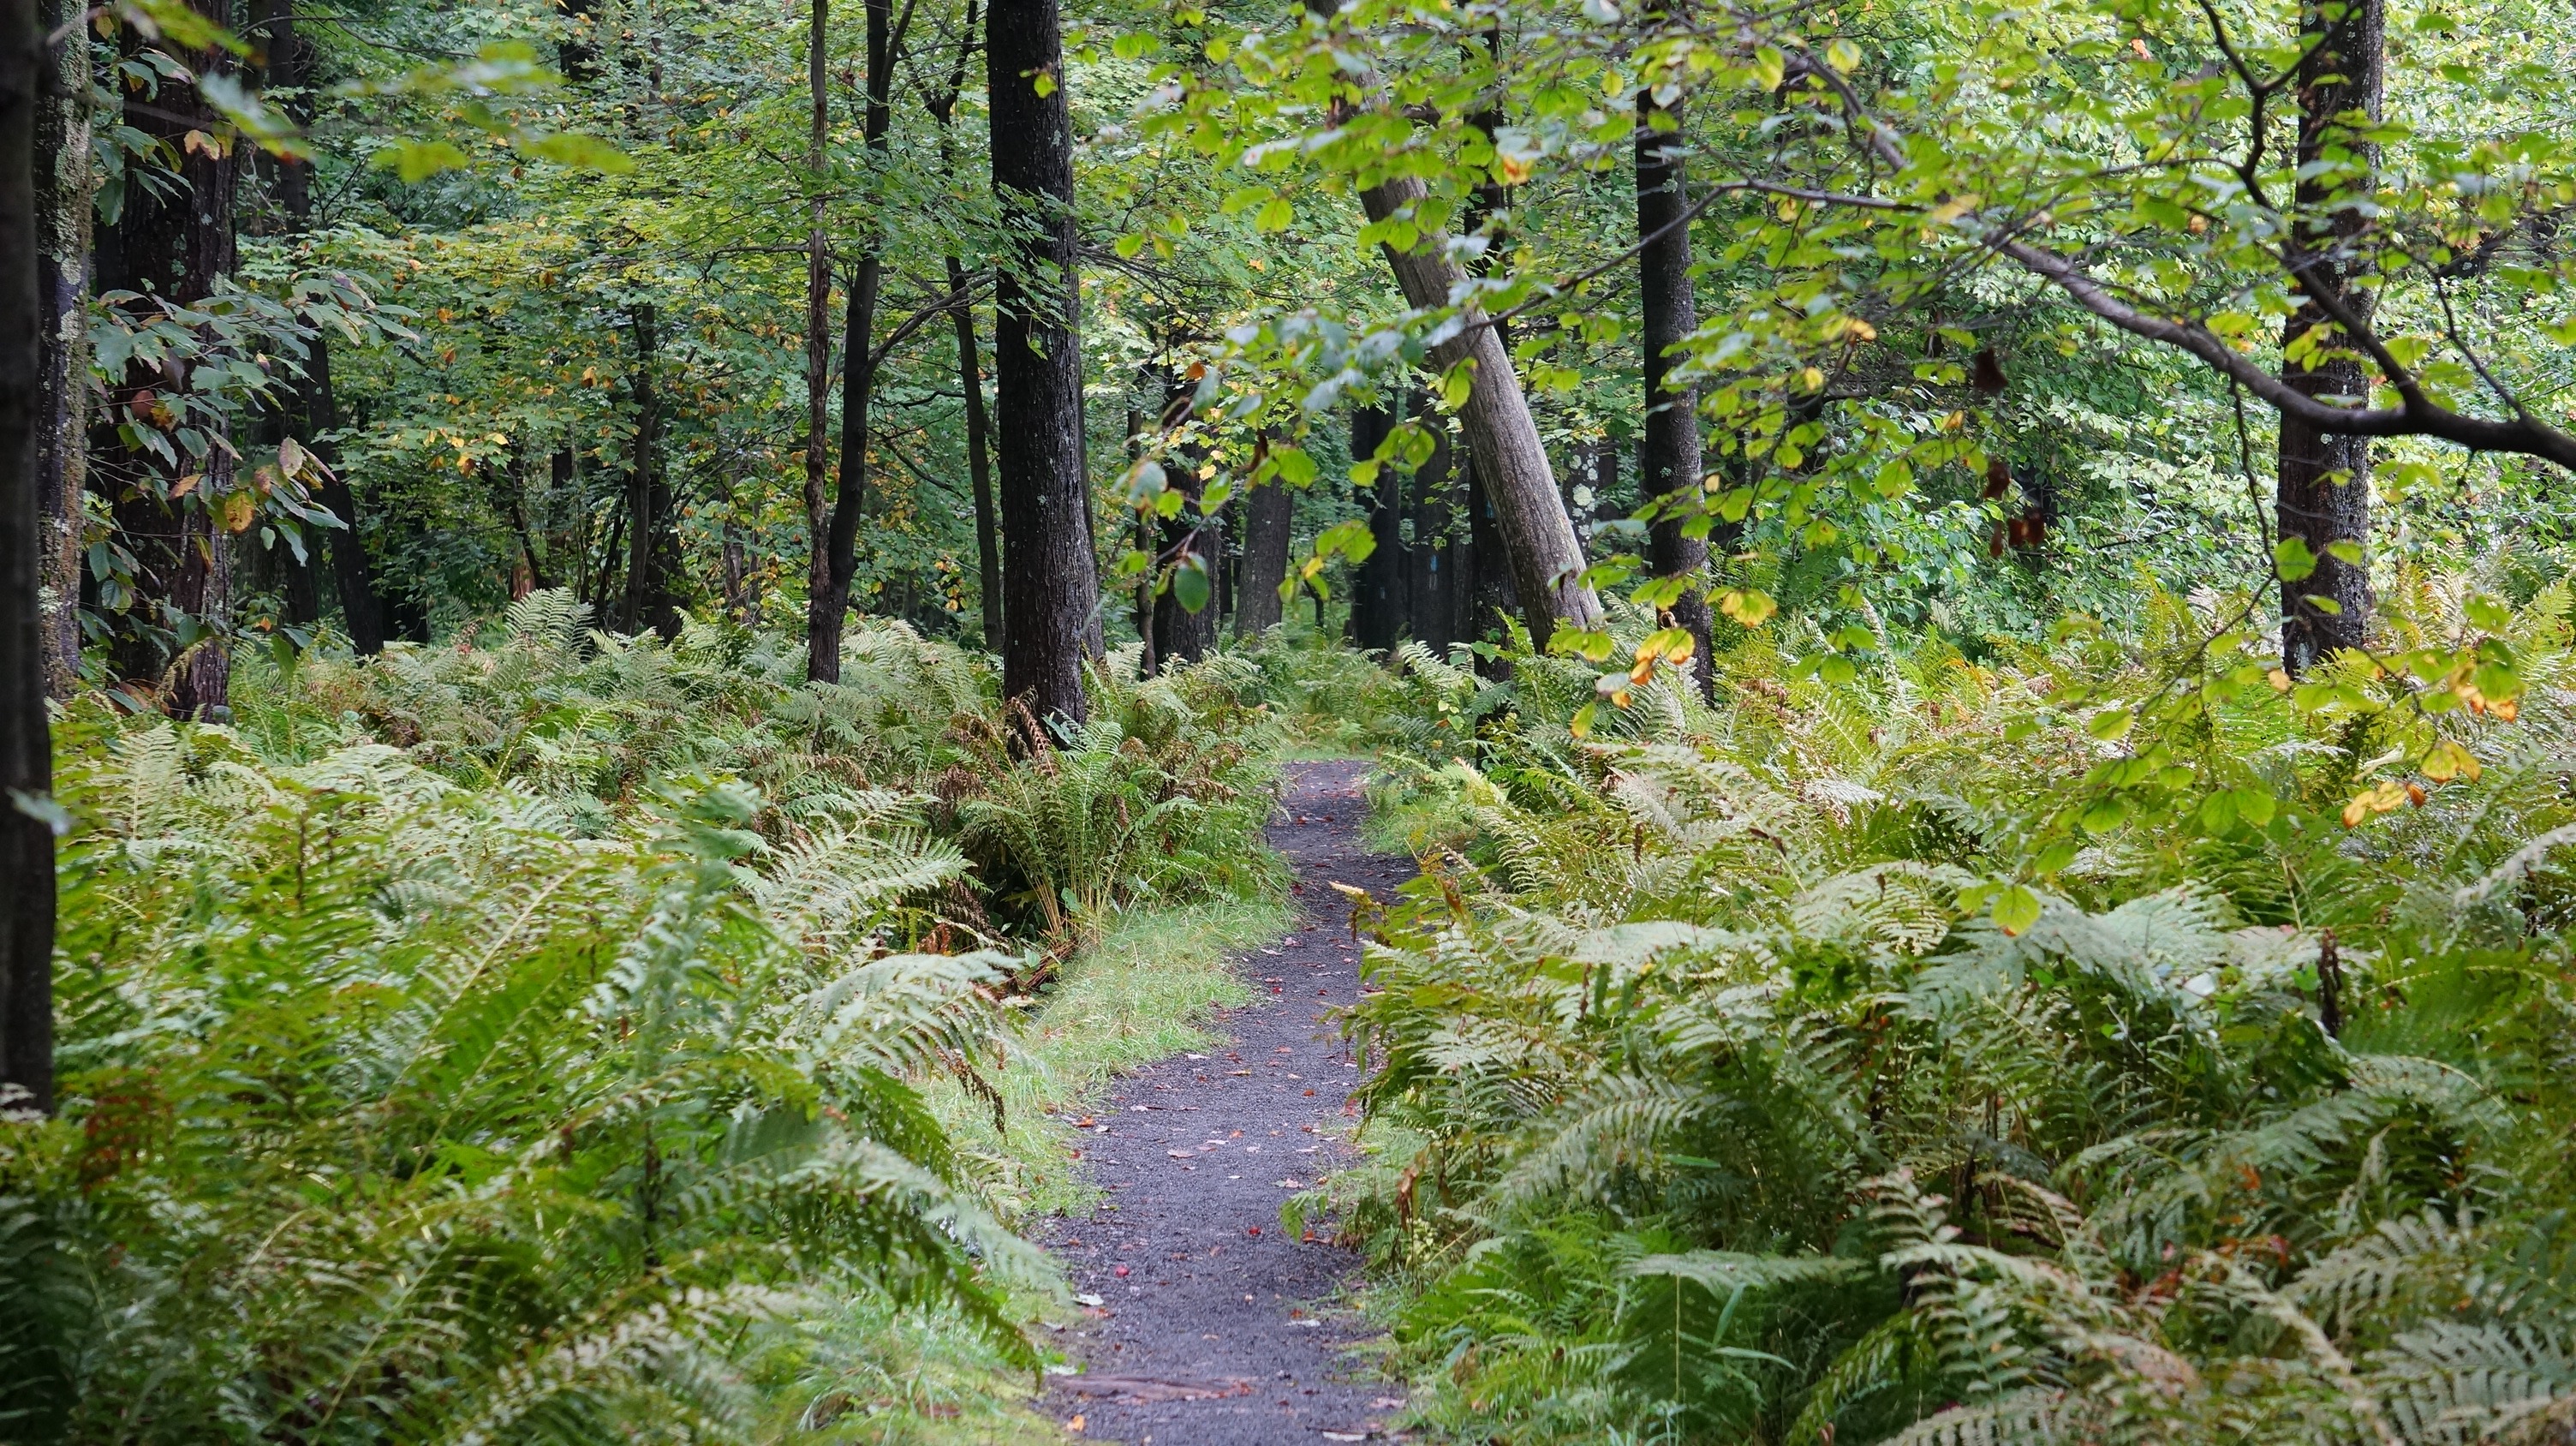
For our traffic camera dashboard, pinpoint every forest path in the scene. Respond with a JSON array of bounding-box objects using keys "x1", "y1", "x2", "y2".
[{"x1": 1038, "y1": 759, "x2": 1413, "y2": 1444}]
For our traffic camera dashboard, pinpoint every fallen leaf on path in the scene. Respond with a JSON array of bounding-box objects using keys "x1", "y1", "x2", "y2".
[{"x1": 1063, "y1": 1413, "x2": 1084, "y2": 1433}]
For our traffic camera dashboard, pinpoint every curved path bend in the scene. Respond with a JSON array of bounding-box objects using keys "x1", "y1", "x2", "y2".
[{"x1": 1040, "y1": 760, "x2": 1414, "y2": 1445}]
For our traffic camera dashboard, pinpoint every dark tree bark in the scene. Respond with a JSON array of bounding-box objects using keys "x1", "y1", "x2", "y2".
[
  {"x1": 808, "y1": 0, "x2": 902, "y2": 681},
  {"x1": 33, "y1": 0, "x2": 86, "y2": 699},
  {"x1": 802, "y1": 0, "x2": 834, "y2": 672},
  {"x1": 988, "y1": 0, "x2": 1100, "y2": 729},
  {"x1": 1637, "y1": 84, "x2": 1713, "y2": 698},
  {"x1": 2275, "y1": 0, "x2": 2383, "y2": 675},
  {"x1": 1348, "y1": 401, "x2": 1405, "y2": 652},
  {"x1": 1406, "y1": 421, "x2": 1457, "y2": 652},
  {"x1": 949, "y1": 257, "x2": 1004, "y2": 648},
  {"x1": 1235, "y1": 439, "x2": 1292, "y2": 638},
  {"x1": 3, "y1": 0, "x2": 57, "y2": 1114},
  {"x1": 1149, "y1": 385, "x2": 1219, "y2": 668},
  {"x1": 618, "y1": 304, "x2": 678, "y2": 638},
  {"x1": 98, "y1": 5, "x2": 239, "y2": 714}
]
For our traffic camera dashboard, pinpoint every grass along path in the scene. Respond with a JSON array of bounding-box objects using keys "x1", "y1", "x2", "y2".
[{"x1": 1035, "y1": 760, "x2": 1416, "y2": 1444}]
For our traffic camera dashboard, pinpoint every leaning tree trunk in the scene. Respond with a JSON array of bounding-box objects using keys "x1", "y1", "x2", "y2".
[
  {"x1": 1235, "y1": 438, "x2": 1293, "y2": 637},
  {"x1": 2275, "y1": 0, "x2": 2384, "y2": 676},
  {"x1": 1357, "y1": 176, "x2": 1598, "y2": 642},
  {"x1": 1637, "y1": 82, "x2": 1713, "y2": 699},
  {"x1": 988, "y1": 0, "x2": 1100, "y2": 729},
  {"x1": 3, "y1": 0, "x2": 58, "y2": 1112},
  {"x1": 33, "y1": 0, "x2": 86, "y2": 699}
]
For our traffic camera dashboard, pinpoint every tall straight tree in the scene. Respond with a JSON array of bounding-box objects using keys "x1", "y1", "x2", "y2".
[
  {"x1": 33, "y1": 0, "x2": 86, "y2": 697},
  {"x1": 924, "y1": 12, "x2": 1004, "y2": 649},
  {"x1": 261, "y1": 0, "x2": 385, "y2": 655},
  {"x1": 618, "y1": 304, "x2": 677, "y2": 638},
  {"x1": 1234, "y1": 439, "x2": 1292, "y2": 638},
  {"x1": 2275, "y1": 0, "x2": 2383, "y2": 674},
  {"x1": 1348, "y1": 400, "x2": 1404, "y2": 652},
  {"x1": 2, "y1": 0, "x2": 57, "y2": 1113},
  {"x1": 987, "y1": 0, "x2": 1100, "y2": 729},
  {"x1": 802, "y1": 0, "x2": 833, "y2": 672},
  {"x1": 1149, "y1": 383, "x2": 1218, "y2": 667},
  {"x1": 808, "y1": 0, "x2": 899, "y2": 682},
  {"x1": 1637, "y1": 75, "x2": 1713, "y2": 699},
  {"x1": 97, "y1": 3, "x2": 239, "y2": 717}
]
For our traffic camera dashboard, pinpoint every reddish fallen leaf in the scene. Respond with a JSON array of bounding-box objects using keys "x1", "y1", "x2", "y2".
[
  {"x1": 1114, "y1": 1264, "x2": 1130, "y2": 1277},
  {"x1": 1072, "y1": 1117, "x2": 1095, "y2": 1128},
  {"x1": 1246, "y1": 1226, "x2": 1261, "y2": 1236},
  {"x1": 1303, "y1": 1089, "x2": 1315, "y2": 1096}
]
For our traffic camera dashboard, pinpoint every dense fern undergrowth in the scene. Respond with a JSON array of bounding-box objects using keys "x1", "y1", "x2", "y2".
[
  {"x1": 0, "y1": 592, "x2": 1322, "y2": 1444},
  {"x1": 1336, "y1": 570, "x2": 2576, "y2": 1446}
]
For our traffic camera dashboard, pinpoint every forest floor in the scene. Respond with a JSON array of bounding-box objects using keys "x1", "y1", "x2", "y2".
[{"x1": 1037, "y1": 759, "x2": 1416, "y2": 1444}]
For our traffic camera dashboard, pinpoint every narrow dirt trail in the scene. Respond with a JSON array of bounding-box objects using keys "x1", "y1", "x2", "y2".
[{"x1": 1039, "y1": 759, "x2": 1414, "y2": 1444}]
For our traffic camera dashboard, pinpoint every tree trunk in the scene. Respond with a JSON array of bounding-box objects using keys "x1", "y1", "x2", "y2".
[
  {"x1": 1637, "y1": 85, "x2": 1713, "y2": 698},
  {"x1": 98, "y1": 6, "x2": 239, "y2": 709},
  {"x1": 949, "y1": 257, "x2": 1004, "y2": 648},
  {"x1": 1407, "y1": 421, "x2": 1457, "y2": 652},
  {"x1": 1236, "y1": 439, "x2": 1292, "y2": 637},
  {"x1": 1357, "y1": 178, "x2": 1596, "y2": 642},
  {"x1": 3, "y1": 0, "x2": 58, "y2": 1114},
  {"x1": 2275, "y1": 0, "x2": 2383, "y2": 675},
  {"x1": 1349, "y1": 401, "x2": 1404, "y2": 652},
  {"x1": 810, "y1": 0, "x2": 897, "y2": 682},
  {"x1": 988, "y1": 0, "x2": 1100, "y2": 729},
  {"x1": 1150, "y1": 385, "x2": 1219, "y2": 668},
  {"x1": 33, "y1": 0, "x2": 86, "y2": 699},
  {"x1": 620, "y1": 303, "x2": 677, "y2": 638}
]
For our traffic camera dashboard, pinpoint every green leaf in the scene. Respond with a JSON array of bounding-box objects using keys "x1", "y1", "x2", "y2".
[
  {"x1": 1992, "y1": 885, "x2": 2042, "y2": 936},
  {"x1": 370, "y1": 138, "x2": 474, "y2": 182},
  {"x1": 1171, "y1": 555, "x2": 1211, "y2": 613},
  {"x1": 517, "y1": 131, "x2": 635, "y2": 174},
  {"x1": 2274, "y1": 536, "x2": 2317, "y2": 582}
]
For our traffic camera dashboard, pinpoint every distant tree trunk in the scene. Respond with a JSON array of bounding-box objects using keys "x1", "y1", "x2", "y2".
[
  {"x1": 802, "y1": 0, "x2": 833, "y2": 672},
  {"x1": 810, "y1": 0, "x2": 899, "y2": 682},
  {"x1": 619, "y1": 304, "x2": 677, "y2": 638},
  {"x1": 98, "y1": 4, "x2": 240, "y2": 712},
  {"x1": 2275, "y1": 0, "x2": 2383, "y2": 675},
  {"x1": 1637, "y1": 84, "x2": 1712, "y2": 698},
  {"x1": 33, "y1": 0, "x2": 87, "y2": 698},
  {"x1": 1348, "y1": 402, "x2": 1404, "y2": 652},
  {"x1": 989, "y1": 0, "x2": 1100, "y2": 729},
  {"x1": 1235, "y1": 439, "x2": 1292, "y2": 638},
  {"x1": 3, "y1": 0, "x2": 59, "y2": 1114},
  {"x1": 949, "y1": 258, "x2": 1003, "y2": 648},
  {"x1": 1150, "y1": 385, "x2": 1219, "y2": 668},
  {"x1": 1407, "y1": 421, "x2": 1457, "y2": 652}
]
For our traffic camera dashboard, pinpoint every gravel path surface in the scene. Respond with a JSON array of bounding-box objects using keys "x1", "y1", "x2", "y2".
[{"x1": 1039, "y1": 759, "x2": 1415, "y2": 1444}]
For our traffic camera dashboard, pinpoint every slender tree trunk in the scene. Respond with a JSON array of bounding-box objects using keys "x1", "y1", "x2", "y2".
[
  {"x1": 803, "y1": 0, "x2": 838, "y2": 676},
  {"x1": 1236, "y1": 437, "x2": 1292, "y2": 637},
  {"x1": 3, "y1": 0, "x2": 57, "y2": 1114},
  {"x1": 33, "y1": 0, "x2": 86, "y2": 698},
  {"x1": 811, "y1": 0, "x2": 897, "y2": 681},
  {"x1": 1150, "y1": 382, "x2": 1219, "y2": 667},
  {"x1": 989, "y1": 0, "x2": 1100, "y2": 728},
  {"x1": 1349, "y1": 401, "x2": 1404, "y2": 651},
  {"x1": 2275, "y1": 0, "x2": 2383, "y2": 675},
  {"x1": 1407, "y1": 421, "x2": 1456, "y2": 651},
  {"x1": 620, "y1": 304, "x2": 677, "y2": 638},
  {"x1": 1637, "y1": 85, "x2": 1712, "y2": 698},
  {"x1": 948, "y1": 257, "x2": 1004, "y2": 648}
]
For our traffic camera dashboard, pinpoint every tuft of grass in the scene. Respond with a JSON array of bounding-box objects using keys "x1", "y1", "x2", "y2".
[{"x1": 921, "y1": 897, "x2": 1290, "y2": 1223}]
